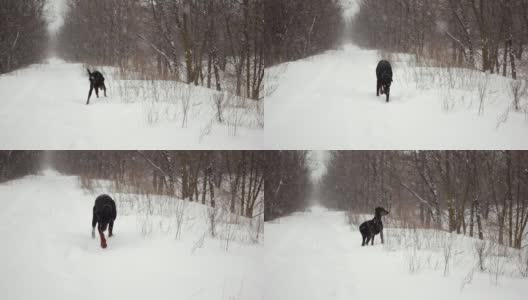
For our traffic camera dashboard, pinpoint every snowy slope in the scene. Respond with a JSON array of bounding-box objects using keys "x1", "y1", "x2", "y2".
[
  {"x1": 0, "y1": 171, "x2": 262, "y2": 300},
  {"x1": 264, "y1": 206, "x2": 528, "y2": 300},
  {"x1": 265, "y1": 44, "x2": 528, "y2": 150},
  {"x1": 0, "y1": 58, "x2": 263, "y2": 149}
]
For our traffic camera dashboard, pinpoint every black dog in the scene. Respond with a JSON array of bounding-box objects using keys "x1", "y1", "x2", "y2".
[
  {"x1": 91, "y1": 194, "x2": 116, "y2": 249},
  {"x1": 86, "y1": 68, "x2": 107, "y2": 105},
  {"x1": 359, "y1": 207, "x2": 389, "y2": 246},
  {"x1": 376, "y1": 60, "x2": 393, "y2": 102}
]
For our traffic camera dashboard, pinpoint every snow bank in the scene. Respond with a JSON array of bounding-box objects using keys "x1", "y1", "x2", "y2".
[
  {"x1": 265, "y1": 206, "x2": 528, "y2": 300},
  {"x1": 0, "y1": 171, "x2": 262, "y2": 300},
  {"x1": 0, "y1": 58, "x2": 263, "y2": 149},
  {"x1": 265, "y1": 44, "x2": 528, "y2": 149}
]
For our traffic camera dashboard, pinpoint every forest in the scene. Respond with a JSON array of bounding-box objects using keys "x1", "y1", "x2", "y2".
[
  {"x1": 0, "y1": 151, "x2": 265, "y2": 218},
  {"x1": 353, "y1": 0, "x2": 528, "y2": 79},
  {"x1": 56, "y1": 0, "x2": 265, "y2": 100},
  {"x1": 264, "y1": 0, "x2": 528, "y2": 80},
  {"x1": 320, "y1": 151, "x2": 528, "y2": 249},
  {"x1": 0, "y1": 0, "x2": 48, "y2": 74},
  {"x1": 264, "y1": 0, "x2": 343, "y2": 66},
  {"x1": 264, "y1": 151, "x2": 312, "y2": 221}
]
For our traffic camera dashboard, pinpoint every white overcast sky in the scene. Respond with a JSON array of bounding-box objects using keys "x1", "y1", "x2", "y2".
[
  {"x1": 45, "y1": 0, "x2": 66, "y2": 33},
  {"x1": 310, "y1": 151, "x2": 329, "y2": 182}
]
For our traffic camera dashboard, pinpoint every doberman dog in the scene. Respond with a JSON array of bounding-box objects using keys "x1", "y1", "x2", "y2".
[
  {"x1": 86, "y1": 69, "x2": 107, "y2": 105},
  {"x1": 376, "y1": 60, "x2": 393, "y2": 102},
  {"x1": 91, "y1": 194, "x2": 116, "y2": 249},
  {"x1": 359, "y1": 207, "x2": 389, "y2": 246}
]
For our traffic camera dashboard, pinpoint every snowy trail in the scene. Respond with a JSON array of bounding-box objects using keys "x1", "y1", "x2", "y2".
[
  {"x1": 264, "y1": 206, "x2": 527, "y2": 300},
  {"x1": 0, "y1": 58, "x2": 263, "y2": 149},
  {"x1": 265, "y1": 44, "x2": 528, "y2": 149},
  {"x1": 0, "y1": 172, "x2": 262, "y2": 300}
]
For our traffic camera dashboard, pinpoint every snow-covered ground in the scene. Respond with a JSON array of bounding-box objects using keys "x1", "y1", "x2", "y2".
[
  {"x1": 265, "y1": 206, "x2": 528, "y2": 300},
  {"x1": 0, "y1": 58, "x2": 263, "y2": 149},
  {"x1": 0, "y1": 171, "x2": 262, "y2": 300},
  {"x1": 265, "y1": 44, "x2": 528, "y2": 149}
]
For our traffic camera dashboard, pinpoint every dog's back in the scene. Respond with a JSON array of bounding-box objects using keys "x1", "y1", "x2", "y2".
[
  {"x1": 93, "y1": 194, "x2": 116, "y2": 222},
  {"x1": 376, "y1": 60, "x2": 392, "y2": 83},
  {"x1": 360, "y1": 219, "x2": 382, "y2": 235}
]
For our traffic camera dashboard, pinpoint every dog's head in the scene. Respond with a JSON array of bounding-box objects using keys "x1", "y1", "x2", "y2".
[
  {"x1": 87, "y1": 68, "x2": 97, "y2": 83},
  {"x1": 375, "y1": 207, "x2": 389, "y2": 217},
  {"x1": 87, "y1": 69, "x2": 94, "y2": 81}
]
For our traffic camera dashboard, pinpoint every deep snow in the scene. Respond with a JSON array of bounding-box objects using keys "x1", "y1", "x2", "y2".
[
  {"x1": 0, "y1": 171, "x2": 262, "y2": 300},
  {"x1": 265, "y1": 44, "x2": 528, "y2": 150},
  {"x1": 0, "y1": 58, "x2": 263, "y2": 149},
  {"x1": 264, "y1": 206, "x2": 528, "y2": 300}
]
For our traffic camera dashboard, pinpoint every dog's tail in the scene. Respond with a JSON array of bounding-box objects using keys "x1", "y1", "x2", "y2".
[{"x1": 87, "y1": 68, "x2": 92, "y2": 75}]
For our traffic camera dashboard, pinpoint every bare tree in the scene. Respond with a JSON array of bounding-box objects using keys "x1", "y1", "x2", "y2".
[
  {"x1": 0, "y1": 0, "x2": 47, "y2": 74},
  {"x1": 353, "y1": 0, "x2": 528, "y2": 78}
]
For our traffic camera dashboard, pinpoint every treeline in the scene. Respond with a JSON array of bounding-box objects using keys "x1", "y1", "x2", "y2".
[
  {"x1": 264, "y1": 151, "x2": 312, "y2": 221},
  {"x1": 0, "y1": 0, "x2": 48, "y2": 74},
  {"x1": 265, "y1": 0, "x2": 343, "y2": 66},
  {"x1": 321, "y1": 151, "x2": 528, "y2": 249},
  {"x1": 53, "y1": 151, "x2": 264, "y2": 218},
  {"x1": 353, "y1": 0, "x2": 528, "y2": 78},
  {"x1": 0, "y1": 151, "x2": 44, "y2": 183},
  {"x1": 57, "y1": 0, "x2": 265, "y2": 100}
]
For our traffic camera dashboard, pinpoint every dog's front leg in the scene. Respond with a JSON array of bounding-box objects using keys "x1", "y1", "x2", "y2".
[
  {"x1": 98, "y1": 228, "x2": 107, "y2": 249},
  {"x1": 87, "y1": 85, "x2": 94, "y2": 105},
  {"x1": 371, "y1": 235, "x2": 375, "y2": 245},
  {"x1": 95, "y1": 87, "x2": 99, "y2": 98},
  {"x1": 380, "y1": 230, "x2": 384, "y2": 244}
]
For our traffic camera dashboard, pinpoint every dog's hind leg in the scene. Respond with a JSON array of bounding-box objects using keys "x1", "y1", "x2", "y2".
[
  {"x1": 109, "y1": 220, "x2": 114, "y2": 237},
  {"x1": 376, "y1": 81, "x2": 380, "y2": 96},
  {"x1": 95, "y1": 87, "x2": 99, "y2": 98},
  {"x1": 371, "y1": 235, "x2": 375, "y2": 245},
  {"x1": 91, "y1": 208, "x2": 97, "y2": 239},
  {"x1": 87, "y1": 86, "x2": 93, "y2": 105},
  {"x1": 361, "y1": 234, "x2": 366, "y2": 246},
  {"x1": 102, "y1": 83, "x2": 107, "y2": 97}
]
